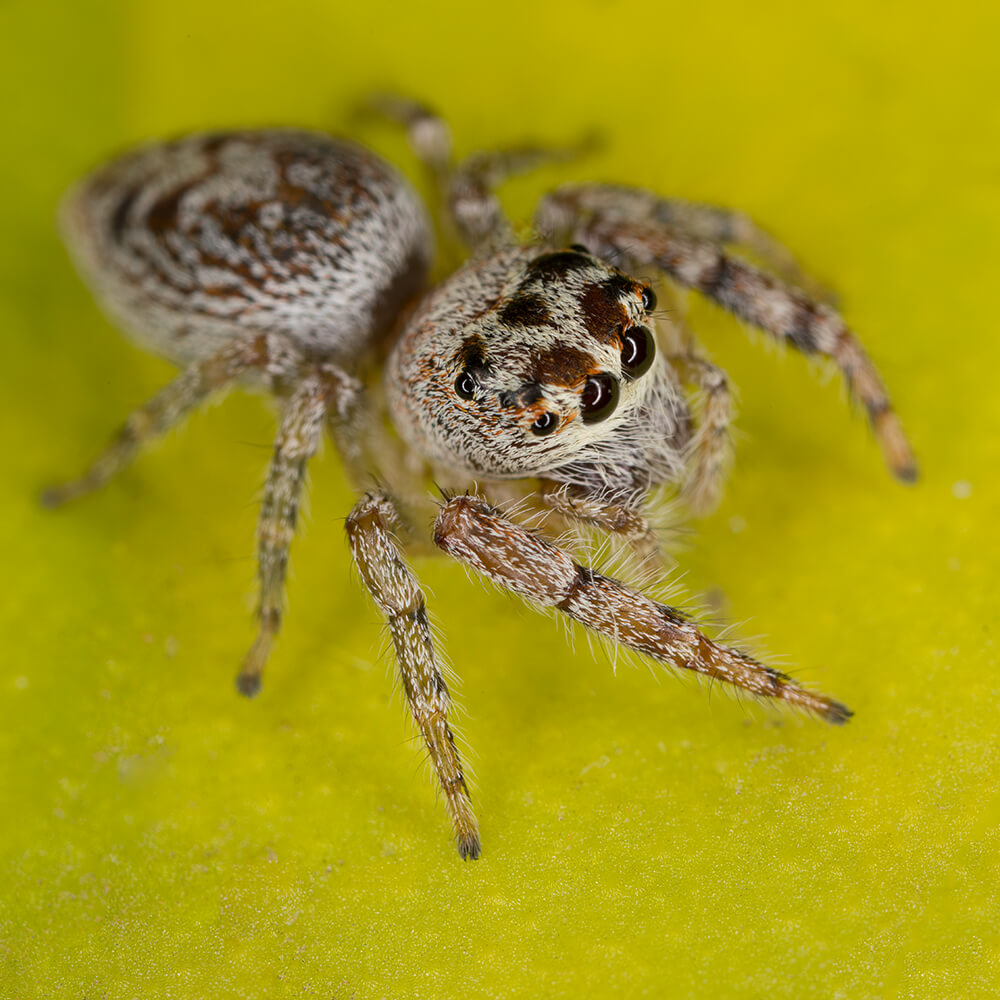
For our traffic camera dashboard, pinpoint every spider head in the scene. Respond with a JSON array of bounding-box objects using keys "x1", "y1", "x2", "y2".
[{"x1": 388, "y1": 245, "x2": 672, "y2": 482}]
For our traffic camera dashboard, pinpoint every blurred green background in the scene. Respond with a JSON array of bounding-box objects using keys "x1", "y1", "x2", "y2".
[{"x1": 1, "y1": 1, "x2": 998, "y2": 997}]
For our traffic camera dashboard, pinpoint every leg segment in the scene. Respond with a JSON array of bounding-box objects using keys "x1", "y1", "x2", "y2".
[
  {"x1": 363, "y1": 94, "x2": 453, "y2": 182},
  {"x1": 540, "y1": 484, "x2": 663, "y2": 568},
  {"x1": 537, "y1": 184, "x2": 837, "y2": 302},
  {"x1": 237, "y1": 367, "x2": 348, "y2": 696},
  {"x1": 536, "y1": 186, "x2": 917, "y2": 482},
  {"x1": 669, "y1": 354, "x2": 735, "y2": 515},
  {"x1": 447, "y1": 143, "x2": 595, "y2": 254},
  {"x1": 40, "y1": 335, "x2": 271, "y2": 507},
  {"x1": 346, "y1": 492, "x2": 480, "y2": 859},
  {"x1": 370, "y1": 95, "x2": 594, "y2": 253},
  {"x1": 322, "y1": 368, "x2": 372, "y2": 495},
  {"x1": 435, "y1": 496, "x2": 851, "y2": 724}
]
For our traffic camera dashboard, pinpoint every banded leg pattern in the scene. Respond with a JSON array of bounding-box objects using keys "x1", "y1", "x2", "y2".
[
  {"x1": 536, "y1": 186, "x2": 917, "y2": 482},
  {"x1": 435, "y1": 496, "x2": 851, "y2": 725},
  {"x1": 595, "y1": 218, "x2": 916, "y2": 481},
  {"x1": 237, "y1": 368, "x2": 346, "y2": 695},
  {"x1": 347, "y1": 492, "x2": 480, "y2": 859},
  {"x1": 41, "y1": 334, "x2": 271, "y2": 507},
  {"x1": 669, "y1": 353, "x2": 735, "y2": 515},
  {"x1": 541, "y1": 486, "x2": 663, "y2": 567}
]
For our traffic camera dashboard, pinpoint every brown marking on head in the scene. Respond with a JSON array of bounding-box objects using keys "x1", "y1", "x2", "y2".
[
  {"x1": 500, "y1": 294, "x2": 553, "y2": 328},
  {"x1": 581, "y1": 281, "x2": 630, "y2": 343},
  {"x1": 457, "y1": 334, "x2": 488, "y2": 372},
  {"x1": 525, "y1": 250, "x2": 592, "y2": 282},
  {"x1": 529, "y1": 345, "x2": 597, "y2": 387}
]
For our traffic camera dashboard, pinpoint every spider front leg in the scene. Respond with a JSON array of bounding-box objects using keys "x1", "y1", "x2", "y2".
[
  {"x1": 346, "y1": 491, "x2": 480, "y2": 859},
  {"x1": 237, "y1": 366, "x2": 357, "y2": 696},
  {"x1": 537, "y1": 187, "x2": 917, "y2": 482},
  {"x1": 40, "y1": 334, "x2": 273, "y2": 508},
  {"x1": 435, "y1": 496, "x2": 851, "y2": 724}
]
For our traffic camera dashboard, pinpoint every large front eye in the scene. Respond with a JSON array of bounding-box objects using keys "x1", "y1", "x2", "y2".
[
  {"x1": 455, "y1": 370, "x2": 477, "y2": 400},
  {"x1": 620, "y1": 325, "x2": 655, "y2": 379},
  {"x1": 580, "y1": 373, "x2": 619, "y2": 424}
]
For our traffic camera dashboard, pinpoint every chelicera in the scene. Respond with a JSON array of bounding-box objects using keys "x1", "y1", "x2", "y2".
[{"x1": 45, "y1": 97, "x2": 916, "y2": 859}]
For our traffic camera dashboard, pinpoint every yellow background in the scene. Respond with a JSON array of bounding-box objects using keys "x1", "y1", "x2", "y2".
[{"x1": 1, "y1": 1, "x2": 998, "y2": 996}]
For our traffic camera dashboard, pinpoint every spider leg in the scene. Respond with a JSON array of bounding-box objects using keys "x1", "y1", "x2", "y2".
[
  {"x1": 321, "y1": 369, "x2": 375, "y2": 496},
  {"x1": 539, "y1": 484, "x2": 664, "y2": 569},
  {"x1": 446, "y1": 142, "x2": 596, "y2": 253},
  {"x1": 362, "y1": 94, "x2": 453, "y2": 181},
  {"x1": 668, "y1": 353, "x2": 735, "y2": 515},
  {"x1": 536, "y1": 187, "x2": 917, "y2": 482},
  {"x1": 346, "y1": 491, "x2": 480, "y2": 860},
  {"x1": 237, "y1": 366, "x2": 352, "y2": 696},
  {"x1": 435, "y1": 495, "x2": 851, "y2": 724},
  {"x1": 368, "y1": 95, "x2": 595, "y2": 253},
  {"x1": 40, "y1": 334, "x2": 272, "y2": 508},
  {"x1": 537, "y1": 184, "x2": 838, "y2": 303}
]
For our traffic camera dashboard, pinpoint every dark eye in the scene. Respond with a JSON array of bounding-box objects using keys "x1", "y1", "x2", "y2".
[
  {"x1": 641, "y1": 286, "x2": 657, "y2": 313},
  {"x1": 620, "y1": 325, "x2": 656, "y2": 380},
  {"x1": 455, "y1": 370, "x2": 477, "y2": 400},
  {"x1": 580, "y1": 373, "x2": 619, "y2": 424},
  {"x1": 530, "y1": 411, "x2": 560, "y2": 436},
  {"x1": 569, "y1": 243, "x2": 590, "y2": 254}
]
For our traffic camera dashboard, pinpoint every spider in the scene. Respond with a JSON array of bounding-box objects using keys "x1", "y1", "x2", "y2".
[{"x1": 44, "y1": 96, "x2": 917, "y2": 860}]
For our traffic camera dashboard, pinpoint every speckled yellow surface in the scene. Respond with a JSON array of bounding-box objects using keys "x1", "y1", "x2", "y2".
[{"x1": 2, "y1": 1, "x2": 998, "y2": 997}]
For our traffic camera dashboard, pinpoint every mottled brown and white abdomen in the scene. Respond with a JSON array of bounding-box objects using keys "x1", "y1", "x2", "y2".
[{"x1": 61, "y1": 130, "x2": 432, "y2": 368}]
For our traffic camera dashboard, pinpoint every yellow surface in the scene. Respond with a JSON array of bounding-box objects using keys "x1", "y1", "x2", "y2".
[{"x1": 2, "y1": 1, "x2": 998, "y2": 996}]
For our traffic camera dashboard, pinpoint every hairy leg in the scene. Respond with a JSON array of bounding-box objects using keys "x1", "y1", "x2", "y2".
[
  {"x1": 237, "y1": 366, "x2": 352, "y2": 696},
  {"x1": 41, "y1": 334, "x2": 273, "y2": 507},
  {"x1": 537, "y1": 184, "x2": 838, "y2": 302},
  {"x1": 669, "y1": 354, "x2": 735, "y2": 515},
  {"x1": 370, "y1": 95, "x2": 595, "y2": 253},
  {"x1": 322, "y1": 368, "x2": 373, "y2": 495},
  {"x1": 362, "y1": 94, "x2": 453, "y2": 182},
  {"x1": 435, "y1": 495, "x2": 851, "y2": 724},
  {"x1": 346, "y1": 491, "x2": 480, "y2": 859},
  {"x1": 446, "y1": 143, "x2": 595, "y2": 254},
  {"x1": 540, "y1": 484, "x2": 663, "y2": 568},
  {"x1": 536, "y1": 186, "x2": 917, "y2": 482}
]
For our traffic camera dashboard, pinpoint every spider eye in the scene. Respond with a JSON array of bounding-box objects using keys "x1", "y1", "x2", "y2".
[
  {"x1": 620, "y1": 325, "x2": 656, "y2": 380},
  {"x1": 455, "y1": 370, "x2": 478, "y2": 400},
  {"x1": 569, "y1": 243, "x2": 590, "y2": 255},
  {"x1": 580, "y1": 373, "x2": 619, "y2": 424},
  {"x1": 530, "y1": 411, "x2": 560, "y2": 436},
  {"x1": 641, "y1": 285, "x2": 657, "y2": 313}
]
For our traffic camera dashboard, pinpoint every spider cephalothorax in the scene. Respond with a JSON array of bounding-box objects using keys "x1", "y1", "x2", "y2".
[
  {"x1": 388, "y1": 244, "x2": 686, "y2": 489},
  {"x1": 46, "y1": 97, "x2": 916, "y2": 859}
]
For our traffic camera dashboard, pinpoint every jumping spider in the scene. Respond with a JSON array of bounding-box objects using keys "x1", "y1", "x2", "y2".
[{"x1": 45, "y1": 97, "x2": 917, "y2": 859}]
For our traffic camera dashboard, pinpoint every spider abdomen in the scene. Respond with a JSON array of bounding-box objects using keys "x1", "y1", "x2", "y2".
[{"x1": 61, "y1": 129, "x2": 432, "y2": 368}]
